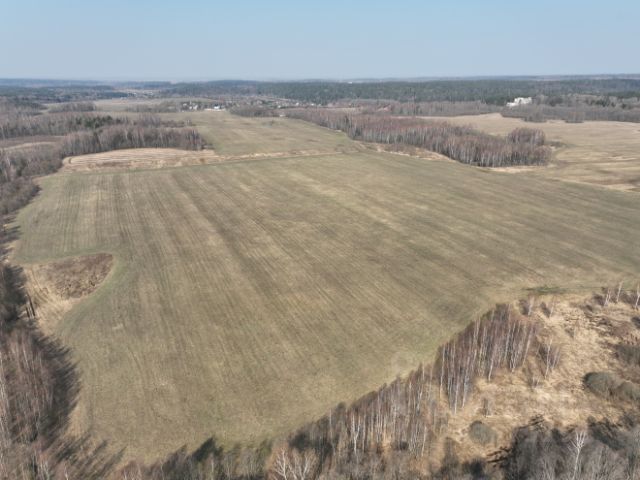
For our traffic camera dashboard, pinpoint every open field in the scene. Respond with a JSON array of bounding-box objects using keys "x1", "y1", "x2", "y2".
[
  {"x1": 426, "y1": 113, "x2": 640, "y2": 192},
  {"x1": 11, "y1": 112, "x2": 640, "y2": 462},
  {"x1": 63, "y1": 111, "x2": 361, "y2": 172},
  {"x1": 94, "y1": 99, "x2": 359, "y2": 157},
  {"x1": 185, "y1": 112, "x2": 355, "y2": 155}
]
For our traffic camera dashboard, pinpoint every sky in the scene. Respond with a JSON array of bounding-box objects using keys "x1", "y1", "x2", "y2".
[{"x1": 1, "y1": 0, "x2": 639, "y2": 80}]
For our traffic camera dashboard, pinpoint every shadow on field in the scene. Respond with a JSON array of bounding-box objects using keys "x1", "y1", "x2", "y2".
[{"x1": 0, "y1": 225, "x2": 124, "y2": 478}]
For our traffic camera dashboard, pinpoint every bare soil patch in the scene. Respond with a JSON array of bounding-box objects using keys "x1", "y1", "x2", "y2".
[
  {"x1": 22, "y1": 253, "x2": 113, "y2": 334},
  {"x1": 63, "y1": 147, "x2": 359, "y2": 172},
  {"x1": 39, "y1": 253, "x2": 113, "y2": 299}
]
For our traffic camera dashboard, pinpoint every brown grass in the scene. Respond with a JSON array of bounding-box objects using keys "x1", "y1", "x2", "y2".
[
  {"x1": 63, "y1": 147, "x2": 358, "y2": 172},
  {"x1": 23, "y1": 254, "x2": 113, "y2": 335},
  {"x1": 9, "y1": 112, "x2": 640, "y2": 463},
  {"x1": 424, "y1": 113, "x2": 640, "y2": 192},
  {"x1": 442, "y1": 295, "x2": 640, "y2": 464}
]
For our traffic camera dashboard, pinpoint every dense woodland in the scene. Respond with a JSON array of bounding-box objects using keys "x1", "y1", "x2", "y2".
[
  {"x1": 361, "y1": 100, "x2": 502, "y2": 117},
  {"x1": 0, "y1": 82, "x2": 130, "y2": 104},
  {"x1": 164, "y1": 78, "x2": 640, "y2": 123},
  {"x1": 161, "y1": 78, "x2": 640, "y2": 105},
  {"x1": 284, "y1": 109, "x2": 551, "y2": 167},
  {"x1": 5, "y1": 77, "x2": 640, "y2": 124}
]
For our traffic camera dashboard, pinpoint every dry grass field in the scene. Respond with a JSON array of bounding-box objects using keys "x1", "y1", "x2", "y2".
[
  {"x1": 94, "y1": 100, "x2": 359, "y2": 157},
  {"x1": 11, "y1": 112, "x2": 640, "y2": 462},
  {"x1": 177, "y1": 111, "x2": 358, "y2": 156},
  {"x1": 426, "y1": 113, "x2": 640, "y2": 192}
]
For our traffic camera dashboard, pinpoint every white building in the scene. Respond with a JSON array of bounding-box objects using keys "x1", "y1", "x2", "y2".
[{"x1": 506, "y1": 97, "x2": 533, "y2": 108}]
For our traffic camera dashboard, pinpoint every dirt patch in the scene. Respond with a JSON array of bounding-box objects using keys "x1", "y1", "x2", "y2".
[
  {"x1": 21, "y1": 253, "x2": 114, "y2": 335},
  {"x1": 39, "y1": 253, "x2": 113, "y2": 299},
  {"x1": 62, "y1": 147, "x2": 361, "y2": 172},
  {"x1": 367, "y1": 142, "x2": 451, "y2": 162}
]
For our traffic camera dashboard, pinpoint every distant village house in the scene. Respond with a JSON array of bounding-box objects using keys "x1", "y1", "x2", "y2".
[{"x1": 506, "y1": 97, "x2": 533, "y2": 107}]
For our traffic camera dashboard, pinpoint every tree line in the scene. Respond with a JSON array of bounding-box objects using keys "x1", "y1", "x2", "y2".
[
  {"x1": 362, "y1": 100, "x2": 502, "y2": 117},
  {"x1": 498, "y1": 420, "x2": 640, "y2": 480},
  {"x1": 2, "y1": 275, "x2": 640, "y2": 477},
  {"x1": 266, "y1": 305, "x2": 538, "y2": 480},
  {"x1": 60, "y1": 124, "x2": 204, "y2": 157},
  {"x1": 502, "y1": 103, "x2": 640, "y2": 123},
  {"x1": 170, "y1": 78, "x2": 640, "y2": 123},
  {"x1": 362, "y1": 93, "x2": 640, "y2": 123},
  {"x1": 0, "y1": 84, "x2": 129, "y2": 105},
  {"x1": 0, "y1": 111, "x2": 120, "y2": 139},
  {"x1": 0, "y1": 104, "x2": 204, "y2": 217},
  {"x1": 48, "y1": 101, "x2": 97, "y2": 113},
  {"x1": 161, "y1": 78, "x2": 640, "y2": 106},
  {"x1": 285, "y1": 109, "x2": 551, "y2": 167},
  {"x1": 0, "y1": 260, "x2": 119, "y2": 479}
]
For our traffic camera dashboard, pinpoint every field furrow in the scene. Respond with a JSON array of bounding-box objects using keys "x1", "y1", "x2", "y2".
[{"x1": 10, "y1": 114, "x2": 640, "y2": 462}]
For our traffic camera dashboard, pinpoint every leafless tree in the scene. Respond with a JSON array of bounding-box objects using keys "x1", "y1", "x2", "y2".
[
  {"x1": 603, "y1": 288, "x2": 612, "y2": 307},
  {"x1": 616, "y1": 282, "x2": 623, "y2": 303},
  {"x1": 540, "y1": 339, "x2": 562, "y2": 380},
  {"x1": 569, "y1": 429, "x2": 588, "y2": 480},
  {"x1": 286, "y1": 109, "x2": 551, "y2": 168}
]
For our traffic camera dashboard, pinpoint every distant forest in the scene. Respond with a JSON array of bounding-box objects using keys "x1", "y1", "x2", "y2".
[
  {"x1": 164, "y1": 77, "x2": 640, "y2": 123},
  {"x1": 3, "y1": 76, "x2": 640, "y2": 123},
  {"x1": 3, "y1": 77, "x2": 640, "y2": 106},
  {"x1": 160, "y1": 78, "x2": 640, "y2": 105}
]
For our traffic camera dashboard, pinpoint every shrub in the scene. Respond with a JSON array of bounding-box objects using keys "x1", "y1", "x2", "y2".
[
  {"x1": 584, "y1": 371, "x2": 622, "y2": 398},
  {"x1": 468, "y1": 421, "x2": 497, "y2": 445},
  {"x1": 615, "y1": 381, "x2": 640, "y2": 403},
  {"x1": 507, "y1": 127, "x2": 546, "y2": 146},
  {"x1": 617, "y1": 344, "x2": 640, "y2": 366},
  {"x1": 585, "y1": 371, "x2": 640, "y2": 404}
]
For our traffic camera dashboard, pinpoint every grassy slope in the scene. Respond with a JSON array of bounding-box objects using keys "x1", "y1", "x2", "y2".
[{"x1": 12, "y1": 112, "x2": 640, "y2": 462}]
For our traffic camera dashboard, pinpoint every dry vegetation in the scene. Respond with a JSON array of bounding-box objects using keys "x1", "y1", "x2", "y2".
[
  {"x1": 62, "y1": 147, "x2": 358, "y2": 172},
  {"x1": 37, "y1": 253, "x2": 113, "y2": 300},
  {"x1": 21, "y1": 254, "x2": 114, "y2": 336},
  {"x1": 99, "y1": 109, "x2": 360, "y2": 157},
  {"x1": 425, "y1": 113, "x2": 640, "y2": 192},
  {"x1": 285, "y1": 109, "x2": 551, "y2": 167},
  {"x1": 444, "y1": 293, "x2": 640, "y2": 460},
  {"x1": 9, "y1": 112, "x2": 640, "y2": 465},
  {"x1": 188, "y1": 111, "x2": 356, "y2": 155},
  {"x1": 0, "y1": 102, "x2": 205, "y2": 218},
  {"x1": 267, "y1": 291, "x2": 640, "y2": 479}
]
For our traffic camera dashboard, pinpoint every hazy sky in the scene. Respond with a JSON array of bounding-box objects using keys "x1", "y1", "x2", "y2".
[{"x1": 1, "y1": 0, "x2": 638, "y2": 80}]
